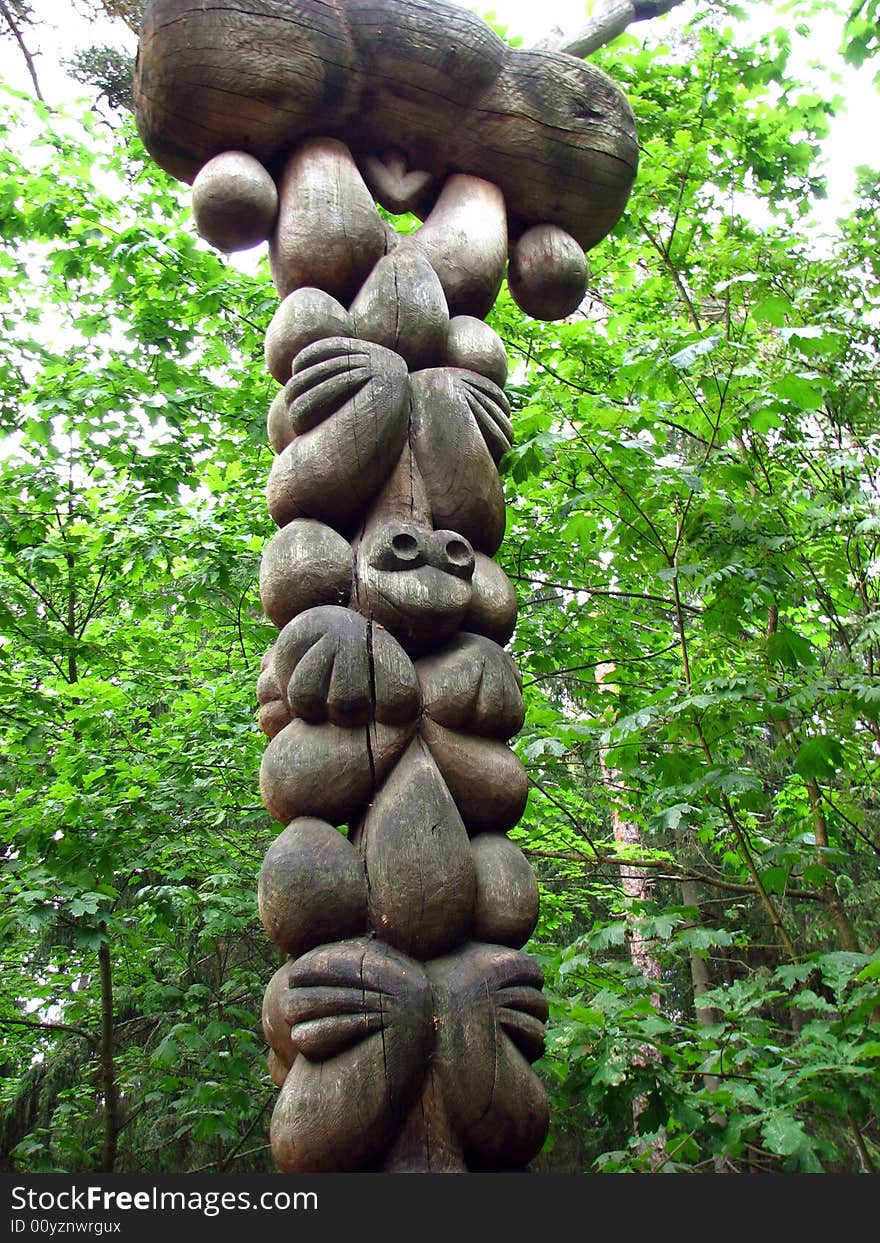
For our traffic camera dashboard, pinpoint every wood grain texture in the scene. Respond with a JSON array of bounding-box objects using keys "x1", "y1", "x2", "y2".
[
  {"x1": 444, "y1": 316, "x2": 508, "y2": 388},
  {"x1": 270, "y1": 138, "x2": 387, "y2": 301},
  {"x1": 349, "y1": 250, "x2": 449, "y2": 371},
  {"x1": 131, "y1": 0, "x2": 593, "y2": 1172},
  {"x1": 416, "y1": 632, "x2": 526, "y2": 739},
  {"x1": 258, "y1": 518, "x2": 352, "y2": 628},
  {"x1": 191, "y1": 150, "x2": 278, "y2": 250},
  {"x1": 264, "y1": 287, "x2": 352, "y2": 387},
  {"x1": 258, "y1": 817, "x2": 367, "y2": 955},
  {"x1": 271, "y1": 604, "x2": 422, "y2": 726},
  {"x1": 470, "y1": 832, "x2": 540, "y2": 947},
  {"x1": 508, "y1": 223, "x2": 591, "y2": 320},
  {"x1": 265, "y1": 337, "x2": 410, "y2": 530},
  {"x1": 134, "y1": 0, "x2": 637, "y2": 250},
  {"x1": 426, "y1": 942, "x2": 549, "y2": 1168},
  {"x1": 261, "y1": 960, "x2": 299, "y2": 1076},
  {"x1": 356, "y1": 738, "x2": 477, "y2": 958},
  {"x1": 407, "y1": 174, "x2": 507, "y2": 319},
  {"x1": 259, "y1": 717, "x2": 413, "y2": 823},
  {"x1": 463, "y1": 552, "x2": 518, "y2": 645},
  {"x1": 270, "y1": 938, "x2": 434, "y2": 1172},
  {"x1": 418, "y1": 717, "x2": 528, "y2": 834},
  {"x1": 355, "y1": 521, "x2": 475, "y2": 655},
  {"x1": 409, "y1": 367, "x2": 509, "y2": 555}
]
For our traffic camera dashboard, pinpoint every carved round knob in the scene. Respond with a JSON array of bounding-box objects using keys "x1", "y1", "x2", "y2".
[
  {"x1": 191, "y1": 151, "x2": 278, "y2": 252},
  {"x1": 508, "y1": 224, "x2": 589, "y2": 321}
]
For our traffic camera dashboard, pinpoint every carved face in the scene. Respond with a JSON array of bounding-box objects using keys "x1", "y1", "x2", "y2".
[{"x1": 357, "y1": 521, "x2": 475, "y2": 653}]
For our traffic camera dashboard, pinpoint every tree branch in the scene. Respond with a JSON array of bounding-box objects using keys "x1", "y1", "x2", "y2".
[
  {"x1": 0, "y1": 1015, "x2": 98, "y2": 1045},
  {"x1": 539, "y1": 0, "x2": 687, "y2": 58},
  {"x1": 0, "y1": 0, "x2": 45, "y2": 101},
  {"x1": 526, "y1": 848, "x2": 827, "y2": 902}
]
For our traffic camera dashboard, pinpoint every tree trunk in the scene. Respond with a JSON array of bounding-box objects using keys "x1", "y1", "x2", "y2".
[
  {"x1": 595, "y1": 663, "x2": 665, "y2": 1164},
  {"x1": 678, "y1": 872, "x2": 720, "y2": 1096},
  {"x1": 98, "y1": 935, "x2": 118, "y2": 1174},
  {"x1": 765, "y1": 602, "x2": 861, "y2": 954}
]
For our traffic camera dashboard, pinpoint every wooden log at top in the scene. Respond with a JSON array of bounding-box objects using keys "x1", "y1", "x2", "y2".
[{"x1": 134, "y1": 0, "x2": 638, "y2": 251}]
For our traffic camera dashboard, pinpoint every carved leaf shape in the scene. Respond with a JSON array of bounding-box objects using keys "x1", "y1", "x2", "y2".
[{"x1": 356, "y1": 738, "x2": 476, "y2": 959}]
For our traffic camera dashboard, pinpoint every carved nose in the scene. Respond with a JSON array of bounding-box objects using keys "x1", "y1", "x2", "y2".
[{"x1": 429, "y1": 530, "x2": 475, "y2": 580}]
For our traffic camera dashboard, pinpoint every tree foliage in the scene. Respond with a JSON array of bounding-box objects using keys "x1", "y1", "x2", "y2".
[{"x1": 1, "y1": 0, "x2": 879, "y2": 1174}]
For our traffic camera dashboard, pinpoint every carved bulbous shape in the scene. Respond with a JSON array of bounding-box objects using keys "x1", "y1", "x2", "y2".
[
  {"x1": 471, "y1": 833, "x2": 540, "y2": 948},
  {"x1": 508, "y1": 224, "x2": 590, "y2": 321},
  {"x1": 350, "y1": 250, "x2": 450, "y2": 371},
  {"x1": 133, "y1": 0, "x2": 642, "y2": 1178},
  {"x1": 269, "y1": 138, "x2": 387, "y2": 303},
  {"x1": 191, "y1": 150, "x2": 278, "y2": 251},
  {"x1": 259, "y1": 519, "x2": 352, "y2": 629},
  {"x1": 356, "y1": 739, "x2": 477, "y2": 959},
  {"x1": 270, "y1": 939, "x2": 434, "y2": 1173},
  {"x1": 409, "y1": 174, "x2": 507, "y2": 319},
  {"x1": 264, "y1": 288, "x2": 353, "y2": 385},
  {"x1": 258, "y1": 818, "x2": 367, "y2": 957},
  {"x1": 445, "y1": 316, "x2": 509, "y2": 387}
]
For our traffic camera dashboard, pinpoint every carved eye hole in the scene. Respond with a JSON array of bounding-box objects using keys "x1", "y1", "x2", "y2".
[
  {"x1": 391, "y1": 532, "x2": 420, "y2": 561},
  {"x1": 367, "y1": 527, "x2": 426, "y2": 571},
  {"x1": 431, "y1": 531, "x2": 474, "y2": 580},
  {"x1": 445, "y1": 538, "x2": 471, "y2": 565}
]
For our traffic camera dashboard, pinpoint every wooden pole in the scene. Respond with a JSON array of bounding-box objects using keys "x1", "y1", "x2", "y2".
[{"x1": 134, "y1": 0, "x2": 637, "y2": 1172}]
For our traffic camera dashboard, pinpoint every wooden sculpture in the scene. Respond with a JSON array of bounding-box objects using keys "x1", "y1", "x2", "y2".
[{"x1": 134, "y1": 0, "x2": 637, "y2": 1173}]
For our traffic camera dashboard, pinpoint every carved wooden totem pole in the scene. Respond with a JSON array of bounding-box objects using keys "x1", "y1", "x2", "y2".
[{"x1": 134, "y1": 0, "x2": 636, "y2": 1172}]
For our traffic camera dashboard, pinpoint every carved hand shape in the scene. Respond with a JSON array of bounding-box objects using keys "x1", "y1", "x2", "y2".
[
  {"x1": 427, "y1": 942, "x2": 549, "y2": 1170},
  {"x1": 271, "y1": 604, "x2": 420, "y2": 729},
  {"x1": 416, "y1": 631, "x2": 525, "y2": 739},
  {"x1": 268, "y1": 938, "x2": 548, "y2": 1172},
  {"x1": 270, "y1": 938, "x2": 433, "y2": 1173},
  {"x1": 356, "y1": 148, "x2": 438, "y2": 217},
  {"x1": 266, "y1": 336, "x2": 409, "y2": 531},
  {"x1": 410, "y1": 368, "x2": 511, "y2": 554}
]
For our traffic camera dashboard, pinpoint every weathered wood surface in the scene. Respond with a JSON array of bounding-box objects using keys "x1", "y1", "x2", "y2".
[
  {"x1": 264, "y1": 938, "x2": 548, "y2": 1172},
  {"x1": 245, "y1": 320, "x2": 550, "y2": 1168},
  {"x1": 132, "y1": 0, "x2": 642, "y2": 1173},
  {"x1": 134, "y1": 0, "x2": 637, "y2": 250}
]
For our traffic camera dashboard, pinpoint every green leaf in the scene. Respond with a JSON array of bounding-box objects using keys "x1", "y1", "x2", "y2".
[
  {"x1": 760, "y1": 866, "x2": 789, "y2": 895},
  {"x1": 761, "y1": 1112, "x2": 812, "y2": 1158},
  {"x1": 773, "y1": 374, "x2": 825, "y2": 410},
  {"x1": 795, "y1": 736, "x2": 844, "y2": 780},
  {"x1": 766, "y1": 626, "x2": 816, "y2": 669},
  {"x1": 752, "y1": 295, "x2": 792, "y2": 325},
  {"x1": 668, "y1": 333, "x2": 722, "y2": 370}
]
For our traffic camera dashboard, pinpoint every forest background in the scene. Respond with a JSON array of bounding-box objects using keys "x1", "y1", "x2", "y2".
[{"x1": 1, "y1": 0, "x2": 879, "y2": 1175}]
